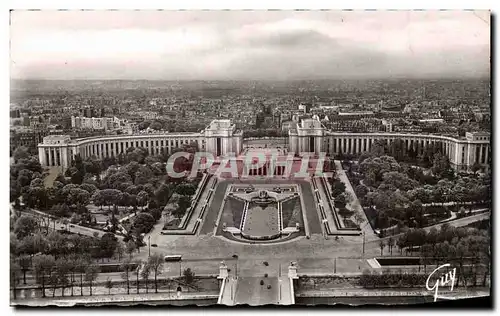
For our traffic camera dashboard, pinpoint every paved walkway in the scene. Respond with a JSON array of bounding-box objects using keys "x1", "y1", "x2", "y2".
[
  {"x1": 12, "y1": 291, "x2": 219, "y2": 306},
  {"x1": 296, "y1": 288, "x2": 490, "y2": 298},
  {"x1": 312, "y1": 177, "x2": 340, "y2": 231},
  {"x1": 21, "y1": 209, "x2": 121, "y2": 240},
  {"x1": 365, "y1": 211, "x2": 490, "y2": 245},
  {"x1": 334, "y1": 160, "x2": 376, "y2": 239},
  {"x1": 218, "y1": 276, "x2": 237, "y2": 305},
  {"x1": 234, "y1": 277, "x2": 279, "y2": 305},
  {"x1": 199, "y1": 181, "x2": 228, "y2": 235}
]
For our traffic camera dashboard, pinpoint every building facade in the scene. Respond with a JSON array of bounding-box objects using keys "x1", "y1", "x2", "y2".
[
  {"x1": 38, "y1": 119, "x2": 243, "y2": 170},
  {"x1": 288, "y1": 118, "x2": 491, "y2": 171},
  {"x1": 38, "y1": 118, "x2": 490, "y2": 172},
  {"x1": 71, "y1": 116, "x2": 126, "y2": 131}
]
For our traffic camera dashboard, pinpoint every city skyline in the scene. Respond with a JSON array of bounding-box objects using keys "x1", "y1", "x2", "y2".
[{"x1": 10, "y1": 10, "x2": 490, "y2": 81}]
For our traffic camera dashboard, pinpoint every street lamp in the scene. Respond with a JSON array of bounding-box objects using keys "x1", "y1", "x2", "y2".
[
  {"x1": 279, "y1": 279, "x2": 282, "y2": 301},
  {"x1": 232, "y1": 255, "x2": 239, "y2": 278},
  {"x1": 148, "y1": 236, "x2": 151, "y2": 257},
  {"x1": 362, "y1": 231, "x2": 366, "y2": 257}
]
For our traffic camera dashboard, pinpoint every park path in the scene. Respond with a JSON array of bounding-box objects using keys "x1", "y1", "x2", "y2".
[
  {"x1": 364, "y1": 211, "x2": 490, "y2": 245},
  {"x1": 312, "y1": 177, "x2": 341, "y2": 231},
  {"x1": 333, "y1": 160, "x2": 376, "y2": 239},
  {"x1": 19, "y1": 208, "x2": 122, "y2": 240}
]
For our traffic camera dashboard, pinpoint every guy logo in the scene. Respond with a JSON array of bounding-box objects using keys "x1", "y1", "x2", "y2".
[{"x1": 426, "y1": 263, "x2": 457, "y2": 302}]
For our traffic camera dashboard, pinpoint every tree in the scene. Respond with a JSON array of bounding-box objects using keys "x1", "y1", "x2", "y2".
[
  {"x1": 10, "y1": 260, "x2": 20, "y2": 300},
  {"x1": 115, "y1": 241, "x2": 125, "y2": 262},
  {"x1": 84, "y1": 264, "x2": 100, "y2": 296},
  {"x1": 80, "y1": 183, "x2": 98, "y2": 195},
  {"x1": 66, "y1": 188, "x2": 91, "y2": 207},
  {"x1": 133, "y1": 261, "x2": 142, "y2": 293},
  {"x1": 33, "y1": 254, "x2": 56, "y2": 298},
  {"x1": 99, "y1": 233, "x2": 118, "y2": 261},
  {"x1": 72, "y1": 255, "x2": 90, "y2": 296},
  {"x1": 353, "y1": 213, "x2": 364, "y2": 228},
  {"x1": 360, "y1": 156, "x2": 401, "y2": 186},
  {"x1": 183, "y1": 268, "x2": 195, "y2": 284},
  {"x1": 471, "y1": 162, "x2": 482, "y2": 175},
  {"x1": 124, "y1": 161, "x2": 141, "y2": 180},
  {"x1": 13, "y1": 146, "x2": 30, "y2": 163},
  {"x1": 432, "y1": 153, "x2": 455, "y2": 179},
  {"x1": 55, "y1": 258, "x2": 71, "y2": 297},
  {"x1": 330, "y1": 179, "x2": 346, "y2": 198},
  {"x1": 148, "y1": 253, "x2": 164, "y2": 293},
  {"x1": 18, "y1": 255, "x2": 31, "y2": 285},
  {"x1": 334, "y1": 193, "x2": 347, "y2": 209},
  {"x1": 132, "y1": 213, "x2": 156, "y2": 235},
  {"x1": 140, "y1": 263, "x2": 151, "y2": 294},
  {"x1": 126, "y1": 240, "x2": 136, "y2": 259},
  {"x1": 105, "y1": 278, "x2": 113, "y2": 295},
  {"x1": 396, "y1": 235, "x2": 406, "y2": 255},
  {"x1": 137, "y1": 191, "x2": 149, "y2": 210},
  {"x1": 149, "y1": 121, "x2": 163, "y2": 130},
  {"x1": 134, "y1": 166, "x2": 154, "y2": 186},
  {"x1": 64, "y1": 254, "x2": 79, "y2": 296},
  {"x1": 103, "y1": 171, "x2": 133, "y2": 191},
  {"x1": 48, "y1": 271, "x2": 59, "y2": 297},
  {"x1": 379, "y1": 171, "x2": 419, "y2": 192},
  {"x1": 120, "y1": 259, "x2": 134, "y2": 294},
  {"x1": 387, "y1": 237, "x2": 395, "y2": 255},
  {"x1": 379, "y1": 239, "x2": 386, "y2": 256},
  {"x1": 175, "y1": 183, "x2": 197, "y2": 196},
  {"x1": 14, "y1": 215, "x2": 38, "y2": 238},
  {"x1": 46, "y1": 231, "x2": 66, "y2": 259},
  {"x1": 17, "y1": 169, "x2": 33, "y2": 187},
  {"x1": 354, "y1": 184, "x2": 369, "y2": 204},
  {"x1": 420, "y1": 244, "x2": 433, "y2": 273},
  {"x1": 100, "y1": 189, "x2": 123, "y2": 211},
  {"x1": 155, "y1": 184, "x2": 170, "y2": 206},
  {"x1": 91, "y1": 190, "x2": 106, "y2": 210}
]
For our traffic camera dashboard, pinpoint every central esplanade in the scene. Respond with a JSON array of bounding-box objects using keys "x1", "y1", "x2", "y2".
[{"x1": 38, "y1": 118, "x2": 490, "y2": 172}]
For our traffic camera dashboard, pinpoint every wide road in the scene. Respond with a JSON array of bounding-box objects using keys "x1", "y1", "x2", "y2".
[
  {"x1": 199, "y1": 182, "x2": 228, "y2": 235},
  {"x1": 299, "y1": 182, "x2": 322, "y2": 234}
]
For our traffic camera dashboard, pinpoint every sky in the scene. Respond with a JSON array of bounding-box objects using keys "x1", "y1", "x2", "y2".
[{"x1": 10, "y1": 10, "x2": 491, "y2": 80}]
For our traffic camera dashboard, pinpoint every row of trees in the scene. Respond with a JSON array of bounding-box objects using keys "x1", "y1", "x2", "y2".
[
  {"x1": 359, "y1": 270, "x2": 427, "y2": 289},
  {"x1": 367, "y1": 223, "x2": 490, "y2": 288},
  {"x1": 11, "y1": 252, "x2": 197, "y2": 298}
]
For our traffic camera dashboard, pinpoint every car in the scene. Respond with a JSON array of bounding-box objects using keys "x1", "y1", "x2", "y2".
[{"x1": 151, "y1": 244, "x2": 158, "y2": 247}]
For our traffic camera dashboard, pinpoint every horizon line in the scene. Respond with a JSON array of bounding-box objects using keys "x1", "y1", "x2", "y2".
[{"x1": 10, "y1": 77, "x2": 491, "y2": 82}]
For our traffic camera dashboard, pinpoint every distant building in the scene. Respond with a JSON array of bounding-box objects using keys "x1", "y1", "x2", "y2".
[
  {"x1": 298, "y1": 103, "x2": 312, "y2": 114},
  {"x1": 11, "y1": 127, "x2": 64, "y2": 153},
  {"x1": 418, "y1": 118, "x2": 444, "y2": 124},
  {"x1": 71, "y1": 116, "x2": 126, "y2": 131},
  {"x1": 81, "y1": 107, "x2": 105, "y2": 118},
  {"x1": 255, "y1": 112, "x2": 265, "y2": 128},
  {"x1": 338, "y1": 111, "x2": 374, "y2": 117}
]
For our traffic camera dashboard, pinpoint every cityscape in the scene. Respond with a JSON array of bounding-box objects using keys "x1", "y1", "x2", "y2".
[{"x1": 9, "y1": 10, "x2": 491, "y2": 307}]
